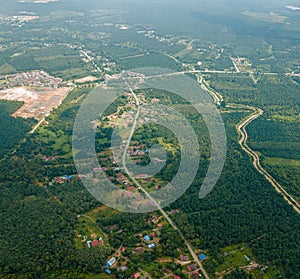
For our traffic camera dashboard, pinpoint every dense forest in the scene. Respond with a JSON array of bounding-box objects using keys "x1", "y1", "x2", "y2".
[
  {"x1": 247, "y1": 118, "x2": 300, "y2": 160},
  {"x1": 0, "y1": 1, "x2": 300, "y2": 277},
  {"x1": 1, "y1": 86, "x2": 299, "y2": 278},
  {"x1": 0, "y1": 100, "x2": 35, "y2": 159}
]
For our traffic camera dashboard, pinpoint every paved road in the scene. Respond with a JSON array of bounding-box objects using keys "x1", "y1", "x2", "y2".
[
  {"x1": 197, "y1": 75, "x2": 223, "y2": 105},
  {"x1": 122, "y1": 81, "x2": 210, "y2": 279}
]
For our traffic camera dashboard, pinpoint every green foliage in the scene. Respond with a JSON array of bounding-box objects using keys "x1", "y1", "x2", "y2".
[
  {"x1": 119, "y1": 53, "x2": 182, "y2": 71},
  {"x1": 247, "y1": 118, "x2": 300, "y2": 159},
  {"x1": 224, "y1": 268, "x2": 253, "y2": 279},
  {"x1": 0, "y1": 100, "x2": 35, "y2": 158},
  {"x1": 0, "y1": 63, "x2": 16, "y2": 75},
  {"x1": 207, "y1": 74, "x2": 300, "y2": 108},
  {"x1": 167, "y1": 113, "x2": 300, "y2": 278},
  {"x1": 1, "y1": 2, "x2": 300, "y2": 277}
]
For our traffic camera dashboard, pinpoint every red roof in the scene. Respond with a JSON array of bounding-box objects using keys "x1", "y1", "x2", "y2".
[
  {"x1": 187, "y1": 264, "x2": 197, "y2": 272},
  {"x1": 174, "y1": 276, "x2": 181, "y2": 279},
  {"x1": 134, "y1": 272, "x2": 140, "y2": 278},
  {"x1": 91, "y1": 240, "x2": 99, "y2": 247},
  {"x1": 158, "y1": 223, "x2": 163, "y2": 228},
  {"x1": 180, "y1": 254, "x2": 189, "y2": 261},
  {"x1": 126, "y1": 186, "x2": 135, "y2": 191}
]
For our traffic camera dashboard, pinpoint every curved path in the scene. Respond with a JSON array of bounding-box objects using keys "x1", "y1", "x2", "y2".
[
  {"x1": 234, "y1": 104, "x2": 300, "y2": 214},
  {"x1": 199, "y1": 78, "x2": 300, "y2": 214}
]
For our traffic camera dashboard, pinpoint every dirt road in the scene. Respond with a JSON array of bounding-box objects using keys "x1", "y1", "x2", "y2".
[
  {"x1": 199, "y1": 77, "x2": 300, "y2": 215},
  {"x1": 235, "y1": 104, "x2": 300, "y2": 214}
]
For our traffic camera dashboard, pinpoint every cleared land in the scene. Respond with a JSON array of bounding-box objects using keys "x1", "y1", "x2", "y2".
[
  {"x1": 74, "y1": 76, "x2": 98, "y2": 83},
  {"x1": 0, "y1": 86, "x2": 71, "y2": 119}
]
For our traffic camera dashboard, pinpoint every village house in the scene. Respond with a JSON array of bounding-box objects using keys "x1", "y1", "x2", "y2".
[{"x1": 180, "y1": 254, "x2": 189, "y2": 261}]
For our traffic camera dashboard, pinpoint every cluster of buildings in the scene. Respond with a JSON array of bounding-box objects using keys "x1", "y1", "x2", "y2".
[
  {"x1": 79, "y1": 48, "x2": 117, "y2": 75},
  {"x1": 0, "y1": 70, "x2": 63, "y2": 90},
  {"x1": 42, "y1": 155, "x2": 60, "y2": 161},
  {"x1": 132, "y1": 220, "x2": 164, "y2": 256},
  {"x1": 86, "y1": 237, "x2": 105, "y2": 248},
  {"x1": 231, "y1": 57, "x2": 252, "y2": 72},
  {"x1": 127, "y1": 144, "x2": 148, "y2": 156},
  {"x1": 143, "y1": 234, "x2": 156, "y2": 249},
  {"x1": 0, "y1": 13, "x2": 39, "y2": 27},
  {"x1": 134, "y1": 25, "x2": 178, "y2": 46},
  {"x1": 144, "y1": 30, "x2": 174, "y2": 45},
  {"x1": 53, "y1": 175, "x2": 74, "y2": 184},
  {"x1": 104, "y1": 255, "x2": 131, "y2": 275}
]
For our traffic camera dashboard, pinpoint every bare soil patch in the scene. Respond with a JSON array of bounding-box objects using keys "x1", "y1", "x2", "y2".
[{"x1": 0, "y1": 86, "x2": 71, "y2": 119}]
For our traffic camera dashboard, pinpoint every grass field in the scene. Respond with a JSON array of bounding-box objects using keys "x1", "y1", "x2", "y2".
[
  {"x1": 118, "y1": 53, "x2": 182, "y2": 70},
  {"x1": 38, "y1": 127, "x2": 72, "y2": 158},
  {"x1": 0, "y1": 63, "x2": 16, "y2": 75},
  {"x1": 216, "y1": 244, "x2": 254, "y2": 273},
  {"x1": 75, "y1": 215, "x2": 107, "y2": 250},
  {"x1": 264, "y1": 157, "x2": 300, "y2": 167}
]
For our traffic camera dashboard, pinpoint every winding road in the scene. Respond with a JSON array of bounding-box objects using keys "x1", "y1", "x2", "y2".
[
  {"x1": 121, "y1": 69, "x2": 300, "y2": 278},
  {"x1": 234, "y1": 104, "x2": 300, "y2": 214},
  {"x1": 199, "y1": 78, "x2": 300, "y2": 214}
]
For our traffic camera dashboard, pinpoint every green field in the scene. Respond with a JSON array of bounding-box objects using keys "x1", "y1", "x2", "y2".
[
  {"x1": 0, "y1": 63, "x2": 16, "y2": 75},
  {"x1": 264, "y1": 157, "x2": 300, "y2": 167}
]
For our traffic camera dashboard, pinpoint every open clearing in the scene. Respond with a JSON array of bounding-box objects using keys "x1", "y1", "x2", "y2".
[
  {"x1": 74, "y1": 76, "x2": 98, "y2": 83},
  {"x1": 264, "y1": 157, "x2": 300, "y2": 167},
  {"x1": 0, "y1": 86, "x2": 71, "y2": 119}
]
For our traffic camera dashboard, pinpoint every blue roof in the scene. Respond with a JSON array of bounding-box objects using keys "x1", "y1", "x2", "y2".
[
  {"x1": 120, "y1": 266, "x2": 127, "y2": 271},
  {"x1": 144, "y1": 235, "x2": 151, "y2": 242},
  {"x1": 199, "y1": 254, "x2": 207, "y2": 260},
  {"x1": 148, "y1": 243, "x2": 155, "y2": 249},
  {"x1": 107, "y1": 257, "x2": 116, "y2": 266},
  {"x1": 105, "y1": 269, "x2": 111, "y2": 274}
]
